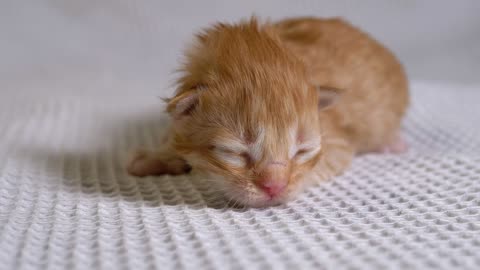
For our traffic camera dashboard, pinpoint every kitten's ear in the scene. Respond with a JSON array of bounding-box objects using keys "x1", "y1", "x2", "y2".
[
  {"x1": 316, "y1": 86, "x2": 344, "y2": 110},
  {"x1": 165, "y1": 87, "x2": 202, "y2": 119}
]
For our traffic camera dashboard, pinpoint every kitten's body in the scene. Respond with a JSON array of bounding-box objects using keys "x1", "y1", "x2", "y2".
[
  {"x1": 128, "y1": 17, "x2": 409, "y2": 207},
  {"x1": 276, "y1": 18, "x2": 408, "y2": 154},
  {"x1": 274, "y1": 17, "x2": 409, "y2": 179}
]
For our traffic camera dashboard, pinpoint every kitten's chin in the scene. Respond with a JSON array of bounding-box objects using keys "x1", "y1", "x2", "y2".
[
  {"x1": 225, "y1": 186, "x2": 301, "y2": 208},
  {"x1": 197, "y1": 171, "x2": 308, "y2": 208},
  {"x1": 244, "y1": 197, "x2": 289, "y2": 208},
  {"x1": 240, "y1": 179, "x2": 311, "y2": 208}
]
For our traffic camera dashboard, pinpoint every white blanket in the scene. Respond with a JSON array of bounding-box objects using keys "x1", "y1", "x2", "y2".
[
  {"x1": 2, "y1": 2, "x2": 480, "y2": 269},
  {"x1": 1, "y1": 81, "x2": 479, "y2": 270}
]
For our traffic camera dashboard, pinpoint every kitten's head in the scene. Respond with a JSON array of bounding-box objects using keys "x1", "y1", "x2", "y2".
[{"x1": 166, "y1": 18, "x2": 339, "y2": 207}]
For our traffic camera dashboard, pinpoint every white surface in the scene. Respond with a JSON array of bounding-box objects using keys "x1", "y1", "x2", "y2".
[
  {"x1": 1, "y1": 1, "x2": 480, "y2": 270},
  {"x1": 1, "y1": 82, "x2": 480, "y2": 270}
]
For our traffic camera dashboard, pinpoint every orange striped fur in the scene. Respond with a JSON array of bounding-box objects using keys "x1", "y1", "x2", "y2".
[{"x1": 128, "y1": 17, "x2": 409, "y2": 207}]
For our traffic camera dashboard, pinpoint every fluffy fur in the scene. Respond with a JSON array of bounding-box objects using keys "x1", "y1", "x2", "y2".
[{"x1": 128, "y1": 17, "x2": 409, "y2": 207}]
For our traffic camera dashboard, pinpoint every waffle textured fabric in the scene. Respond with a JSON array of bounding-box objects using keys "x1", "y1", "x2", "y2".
[{"x1": 0, "y1": 82, "x2": 479, "y2": 270}]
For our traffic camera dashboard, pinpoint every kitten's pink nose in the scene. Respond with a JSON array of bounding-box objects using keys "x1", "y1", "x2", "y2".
[
  {"x1": 257, "y1": 180, "x2": 287, "y2": 198},
  {"x1": 256, "y1": 162, "x2": 288, "y2": 198}
]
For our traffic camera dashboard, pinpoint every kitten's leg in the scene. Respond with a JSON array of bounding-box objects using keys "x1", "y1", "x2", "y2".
[
  {"x1": 127, "y1": 130, "x2": 190, "y2": 177},
  {"x1": 127, "y1": 149, "x2": 191, "y2": 177}
]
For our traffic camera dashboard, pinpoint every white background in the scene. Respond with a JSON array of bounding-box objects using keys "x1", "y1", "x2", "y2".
[{"x1": 1, "y1": 0, "x2": 479, "y2": 96}]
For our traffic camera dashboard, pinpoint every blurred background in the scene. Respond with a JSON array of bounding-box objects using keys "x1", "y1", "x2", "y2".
[{"x1": 1, "y1": 0, "x2": 479, "y2": 96}]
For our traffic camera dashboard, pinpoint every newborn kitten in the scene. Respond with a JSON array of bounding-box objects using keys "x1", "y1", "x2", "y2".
[{"x1": 128, "y1": 17, "x2": 409, "y2": 207}]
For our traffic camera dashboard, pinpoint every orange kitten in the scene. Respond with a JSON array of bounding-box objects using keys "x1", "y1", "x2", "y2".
[{"x1": 128, "y1": 17, "x2": 409, "y2": 207}]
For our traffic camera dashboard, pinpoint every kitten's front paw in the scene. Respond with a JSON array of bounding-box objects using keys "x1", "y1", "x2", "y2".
[{"x1": 127, "y1": 150, "x2": 191, "y2": 177}]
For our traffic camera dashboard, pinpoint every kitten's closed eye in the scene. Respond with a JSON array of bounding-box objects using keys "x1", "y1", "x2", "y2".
[
  {"x1": 295, "y1": 148, "x2": 310, "y2": 156},
  {"x1": 293, "y1": 144, "x2": 321, "y2": 163},
  {"x1": 210, "y1": 145, "x2": 252, "y2": 167}
]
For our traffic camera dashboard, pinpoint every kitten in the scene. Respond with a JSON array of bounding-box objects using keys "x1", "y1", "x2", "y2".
[{"x1": 128, "y1": 17, "x2": 409, "y2": 207}]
